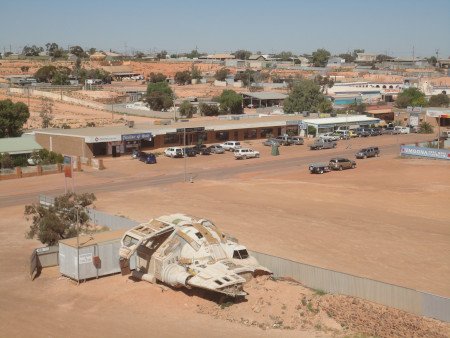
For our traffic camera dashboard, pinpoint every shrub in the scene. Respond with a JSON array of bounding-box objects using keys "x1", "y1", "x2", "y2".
[{"x1": 418, "y1": 122, "x2": 433, "y2": 134}]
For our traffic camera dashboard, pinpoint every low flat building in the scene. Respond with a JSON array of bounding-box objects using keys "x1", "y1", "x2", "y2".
[
  {"x1": 34, "y1": 114, "x2": 380, "y2": 158},
  {"x1": 242, "y1": 92, "x2": 288, "y2": 108}
]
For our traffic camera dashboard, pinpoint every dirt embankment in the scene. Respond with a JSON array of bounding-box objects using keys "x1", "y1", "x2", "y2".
[{"x1": 198, "y1": 276, "x2": 450, "y2": 338}]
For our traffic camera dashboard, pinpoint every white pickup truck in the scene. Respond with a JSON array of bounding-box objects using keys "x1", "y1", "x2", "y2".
[{"x1": 234, "y1": 148, "x2": 260, "y2": 160}]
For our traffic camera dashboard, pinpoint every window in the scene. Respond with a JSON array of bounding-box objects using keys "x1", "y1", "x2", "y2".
[
  {"x1": 215, "y1": 131, "x2": 229, "y2": 141},
  {"x1": 244, "y1": 129, "x2": 257, "y2": 139},
  {"x1": 123, "y1": 235, "x2": 138, "y2": 247},
  {"x1": 164, "y1": 134, "x2": 179, "y2": 145},
  {"x1": 195, "y1": 232, "x2": 203, "y2": 239},
  {"x1": 233, "y1": 249, "x2": 249, "y2": 259},
  {"x1": 260, "y1": 128, "x2": 273, "y2": 138}
]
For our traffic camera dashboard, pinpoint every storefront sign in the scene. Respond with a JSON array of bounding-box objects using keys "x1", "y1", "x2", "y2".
[
  {"x1": 400, "y1": 145, "x2": 450, "y2": 160},
  {"x1": 63, "y1": 155, "x2": 72, "y2": 178},
  {"x1": 176, "y1": 127, "x2": 205, "y2": 133},
  {"x1": 122, "y1": 133, "x2": 152, "y2": 141},
  {"x1": 286, "y1": 120, "x2": 302, "y2": 126},
  {"x1": 85, "y1": 135, "x2": 122, "y2": 143},
  {"x1": 407, "y1": 106, "x2": 422, "y2": 113},
  {"x1": 409, "y1": 113, "x2": 419, "y2": 127},
  {"x1": 426, "y1": 109, "x2": 449, "y2": 118}
]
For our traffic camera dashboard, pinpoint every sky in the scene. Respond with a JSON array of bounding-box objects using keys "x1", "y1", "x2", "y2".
[{"x1": 1, "y1": 0, "x2": 449, "y2": 58}]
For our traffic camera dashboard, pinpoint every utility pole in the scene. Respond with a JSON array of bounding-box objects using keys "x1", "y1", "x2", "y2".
[{"x1": 183, "y1": 128, "x2": 187, "y2": 182}]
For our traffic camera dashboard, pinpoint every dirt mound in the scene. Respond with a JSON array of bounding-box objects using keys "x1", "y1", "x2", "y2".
[{"x1": 197, "y1": 276, "x2": 450, "y2": 337}]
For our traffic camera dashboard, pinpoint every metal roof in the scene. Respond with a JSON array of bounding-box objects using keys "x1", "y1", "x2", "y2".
[
  {"x1": 0, "y1": 135, "x2": 43, "y2": 155},
  {"x1": 242, "y1": 92, "x2": 288, "y2": 100}
]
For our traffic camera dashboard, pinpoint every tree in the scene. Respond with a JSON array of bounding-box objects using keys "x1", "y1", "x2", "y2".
[
  {"x1": 156, "y1": 50, "x2": 167, "y2": 60},
  {"x1": 145, "y1": 82, "x2": 174, "y2": 111},
  {"x1": 312, "y1": 48, "x2": 331, "y2": 67},
  {"x1": 428, "y1": 93, "x2": 449, "y2": 107},
  {"x1": 338, "y1": 53, "x2": 355, "y2": 63},
  {"x1": 274, "y1": 51, "x2": 294, "y2": 61},
  {"x1": 174, "y1": 71, "x2": 191, "y2": 85},
  {"x1": 186, "y1": 49, "x2": 201, "y2": 59},
  {"x1": 283, "y1": 79, "x2": 330, "y2": 114},
  {"x1": 22, "y1": 45, "x2": 43, "y2": 56},
  {"x1": 219, "y1": 90, "x2": 243, "y2": 115},
  {"x1": 214, "y1": 68, "x2": 230, "y2": 81},
  {"x1": 234, "y1": 50, "x2": 252, "y2": 60},
  {"x1": 199, "y1": 103, "x2": 219, "y2": 116},
  {"x1": 39, "y1": 98, "x2": 54, "y2": 128},
  {"x1": 395, "y1": 88, "x2": 427, "y2": 108},
  {"x1": 347, "y1": 102, "x2": 367, "y2": 114},
  {"x1": 235, "y1": 69, "x2": 257, "y2": 86},
  {"x1": 427, "y1": 56, "x2": 437, "y2": 67},
  {"x1": 191, "y1": 65, "x2": 202, "y2": 80},
  {"x1": 0, "y1": 99, "x2": 30, "y2": 138},
  {"x1": 376, "y1": 54, "x2": 392, "y2": 62},
  {"x1": 314, "y1": 75, "x2": 334, "y2": 92},
  {"x1": 69, "y1": 45, "x2": 87, "y2": 58},
  {"x1": 46, "y1": 43, "x2": 63, "y2": 57},
  {"x1": 317, "y1": 100, "x2": 333, "y2": 113},
  {"x1": 34, "y1": 65, "x2": 57, "y2": 83},
  {"x1": 134, "y1": 51, "x2": 145, "y2": 59},
  {"x1": 0, "y1": 152, "x2": 13, "y2": 169},
  {"x1": 88, "y1": 47, "x2": 97, "y2": 55},
  {"x1": 149, "y1": 72, "x2": 167, "y2": 83},
  {"x1": 352, "y1": 49, "x2": 365, "y2": 59},
  {"x1": 179, "y1": 101, "x2": 197, "y2": 118},
  {"x1": 25, "y1": 192, "x2": 96, "y2": 246},
  {"x1": 418, "y1": 122, "x2": 433, "y2": 134}
]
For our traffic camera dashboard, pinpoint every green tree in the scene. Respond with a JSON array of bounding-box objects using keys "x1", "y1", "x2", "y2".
[
  {"x1": 376, "y1": 54, "x2": 392, "y2": 62},
  {"x1": 317, "y1": 100, "x2": 333, "y2": 113},
  {"x1": 418, "y1": 121, "x2": 433, "y2": 134},
  {"x1": 274, "y1": 51, "x2": 294, "y2": 61},
  {"x1": 219, "y1": 90, "x2": 243, "y2": 115},
  {"x1": 338, "y1": 53, "x2": 355, "y2": 63},
  {"x1": 191, "y1": 65, "x2": 202, "y2": 80},
  {"x1": 427, "y1": 56, "x2": 437, "y2": 67},
  {"x1": 395, "y1": 88, "x2": 427, "y2": 108},
  {"x1": 88, "y1": 47, "x2": 97, "y2": 55},
  {"x1": 149, "y1": 72, "x2": 167, "y2": 83},
  {"x1": 45, "y1": 43, "x2": 63, "y2": 58},
  {"x1": 179, "y1": 101, "x2": 197, "y2": 118},
  {"x1": 69, "y1": 46, "x2": 87, "y2": 58},
  {"x1": 174, "y1": 71, "x2": 191, "y2": 85},
  {"x1": 156, "y1": 50, "x2": 167, "y2": 60},
  {"x1": 22, "y1": 45, "x2": 43, "y2": 56},
  {"x1": 25, "y1": 192, "x2": 96, "y2": 246},
  {"x1": 145, "y1": 82, "x2": 174, "y2": 111},
  {"x1": 0, "y1": 152, "x2": 14, "y2": 168},
  {"x1": 347, "y1": 102, "x2": 367, "y2": 114},
  {"x1": 34, "y1": 65, "x2": 57, "y2": 82},
  {"x1": 199, "y1": 103, "x2": 219, "y2": 116},
  {"x1": 312, "y1": 48, "x2": 331, "y2": 67},
  {"x1": 234, "y1": 50, "x2": 252, "y2": 60},
  {"x1": 283, "y1": 79, "x2": 330, "y2": 114},
  {"x1": 0, "y1": 99, "x2": 30, "y2": 137},
  {"x1": 186, "y1": 49, "x2": 201, "y2": 59},
  {"x1": 214, "y1": 68, "x2": 230, "y2": 81},
  {"x1": 234, "y1": 69, "x2": 257, "y2": 86},
  {"x1": 428, "y1": 93, "x2": 449, "y2": 107},
  {"x1": 39, "y1": 98, "x2": 54, "y2": 128},
  {"x1": 134, "y1": 51, "x2": 145, "y2": 59}
]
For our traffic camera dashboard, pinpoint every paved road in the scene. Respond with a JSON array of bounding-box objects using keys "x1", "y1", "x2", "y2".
[{"x1": 1, "y1": 141, "x2": 403, "y2": 208}]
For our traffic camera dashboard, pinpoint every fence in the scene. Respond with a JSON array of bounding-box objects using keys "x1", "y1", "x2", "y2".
[{"x1": 36, "y1": 195, "x2": 450, "y2": 322}]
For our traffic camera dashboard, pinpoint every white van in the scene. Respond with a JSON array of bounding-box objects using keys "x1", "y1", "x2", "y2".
[{"x1": 394, "y1": 126, "x2": 410, "y2": 134}]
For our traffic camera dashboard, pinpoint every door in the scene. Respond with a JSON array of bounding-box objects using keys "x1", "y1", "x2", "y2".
[{"x1": 112, "y1": 146, "x2": 117, "y2": 157}]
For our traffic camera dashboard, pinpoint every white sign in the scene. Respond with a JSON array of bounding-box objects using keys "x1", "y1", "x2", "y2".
[
  {"x1": 409, "y1": 115, "x2": 419, "y2": 127},
  {"x1": 36, "y1": 247, "x2": 49, "y2": 253},
  {"x1": 426, "y1": 109, "x2": 449, "y2": 118},
  {"x1": 84, "y1": 135, "x2": 122, "y2": 143},
  {"x1": 79, "y1": 253, "x2": 93, "y2": 264}
]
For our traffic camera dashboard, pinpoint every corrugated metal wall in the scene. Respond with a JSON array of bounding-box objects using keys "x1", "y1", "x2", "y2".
[{"x1": 249, "y1": 250, "x2": 450, "y2": 323}]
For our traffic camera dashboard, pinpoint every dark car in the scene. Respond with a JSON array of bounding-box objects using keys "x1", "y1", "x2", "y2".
[
  {"x1": 355, "y1": 147, "x2": 380, "y2": 159},
  {"x1": 191, "y1": 144, "x2": 211, "y2": 155},
  {"x1": 182, "y1": 147, "x2": 197, "y2": 157},
  {"x1": 329, "y1": 158, "x2": 356, "y2": 170},
  {"x1": 369, "y1": 128, "x2": 382, "y2": 136},
  {"x1": 355, "y1": 128, "x2": 371, "y2": 137},
  {"x1": 138, "y1": 151, "x2": 149, "y2": 161},
  {"x1": 142, "y1": 153, "x2": 157, "y2": 164},
  {"x1": 309, "y1": 163, "x2": 331, "y2": 174}
]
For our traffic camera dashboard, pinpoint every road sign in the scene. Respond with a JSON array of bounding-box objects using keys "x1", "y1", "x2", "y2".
[{"x1": 176, "y1": 127, "x2": 205, "y2": 133}]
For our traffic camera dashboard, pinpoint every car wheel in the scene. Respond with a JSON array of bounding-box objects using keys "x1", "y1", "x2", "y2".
[
  {"x1": 243, "y1": 155, "x2": 247, "y2": 160},
  {"x1": 255, "y1": 153, "x2": 260, "y2": 158},
  {"x1": 364, "y1": 155, "x2": 367, "y2": 159},
  {"x1": 339, "y1": 166, "x2": 343, "y2": 171},
  {"x1": 352, "y1": 164, "x2": 356, "y2": 169},
  {"x1": 376, "y1": 153, "x2": 379, "y2": 157}
]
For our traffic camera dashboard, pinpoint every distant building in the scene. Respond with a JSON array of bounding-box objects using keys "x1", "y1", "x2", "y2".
[
  {"x1": 205, "y1": 53, "x2": 235, "y2": 61},
  {"x1": 355, "y1": 53, "x2": 377, "y2": 63},
  {"x1": 327, "y1": 57, "x2": 345, "y2": 67}
]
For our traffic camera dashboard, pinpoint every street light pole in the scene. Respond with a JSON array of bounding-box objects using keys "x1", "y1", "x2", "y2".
[
  {"x1": 76, "y1": 205, "x2": 80, "y2": 284},
  {"x1": 184, "y1": 128, "x2": 187, "y2": 182}
]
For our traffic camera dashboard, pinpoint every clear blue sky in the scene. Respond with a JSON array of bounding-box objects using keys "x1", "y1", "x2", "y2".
[{"x1": 1, "y1": 0, "x2": 449, "y2": 57}]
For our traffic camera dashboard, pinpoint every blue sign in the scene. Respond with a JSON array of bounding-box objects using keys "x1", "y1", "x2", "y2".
[
  {"x1": 400, "y1": 145, "x2": 450, "y2": 160},
  {"x1": 122, "y1": 133, "x2": 152, "y2": 141}
]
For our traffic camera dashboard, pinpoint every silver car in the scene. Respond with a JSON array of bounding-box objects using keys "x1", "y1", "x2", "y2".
[
  {"x1": 207, "y1": 144, "x2": 225, "y2": 154},
  {"x1": 290, "y1": 136, "x2": 304, "y2": 145}
]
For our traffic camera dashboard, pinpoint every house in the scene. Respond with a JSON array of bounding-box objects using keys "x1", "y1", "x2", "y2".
[
  {"x1": 355, "y1": 53, "x2": 377, "y2": 63},
  {"x1": 205, "y1": 53, "x2": 235, "y2": 61},
  {"x1": 327, "y1": 57, "x2": 345, "y2": 67}
]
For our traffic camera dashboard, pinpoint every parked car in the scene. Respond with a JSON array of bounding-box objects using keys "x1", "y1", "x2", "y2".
[
  {"x1": 290, "y1": 136, "x2": 304, "y2": 145},
  {"x1": 309, "y1": 163, "x2": 331, "y2": 174},
  {"x1": 221, "y1": 141, "x2": 242, "y2": 151},
  {"x1": 275, "y1": 135, "x2": 293, "y2": 146},
  {"x1": 164, "y1": 147, "x2": 184, "y2": 158},
  {"x1": 191, "y1": 144, "x2": 211, "y2": 155},
  {"x1": 329, "y1": 158, "x2": 356, "y2": 170},
  {"x1": 382, "y1": 127, "x2": 400, "y2": 135},
  {"x1": 262, "y1": 138, "x2": 280, "y2": 146},
  {"x1": 321, "y1": 133, "x2": 340, "y2": 142},
  {"x1": 142, "y1": 153, "x2": 157, "y2": 164},
  {"x1": 355, "y1": 147, "x2": 380, "y2": 159},
  {"x1": 369, "y1": 128, "x2": 382, "y2": 136},
  {"x1": 182, "y1": 147, "x2": 197, "y2": 157},
  {"x1": 207, "y1": 144, "x2": 225, "y2": 154},
  {"x1": 394, "y1": 126, "x2": 410, "y2": 134},
  {"x1": 355, "y1": 128, "x2": 371, "y2": 137},
  {"x1": 334, "y1": 130, "x2": 350, "y2": 140},
  {"x1": 131, "y1": 149, "x2": 142, "y2": 159},
  {"x1": 234, "y1": 148, "x2": 260, "y2": 160},
  {"x1": 310, "y1": 138, "x2": 337, "y2": 150}
]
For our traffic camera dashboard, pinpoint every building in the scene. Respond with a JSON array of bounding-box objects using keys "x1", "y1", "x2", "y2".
[
  {"x1": 242, "y1": 92, "x2": 288, "y2": 108},
  {"x1": 100, "y1": 65, "x2": 141, "y2": 80},
  {"x1": 355, "y1": 53, "x2": 377, "y2": 63},
  {"x1": 0, "y1": 135, "x2": 43, "y2": 161},
  {"x1": 205, "y1": 53, "x2": 235, "y2": 61},
  {"x1": 33, "y1": 114, "x2": 380, "y2": 158},
  {"x1": 327, "y1": 57, "x2": 345, "y2": 67}
]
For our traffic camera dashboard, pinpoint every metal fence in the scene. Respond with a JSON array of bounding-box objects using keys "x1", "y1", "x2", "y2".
[
  {"x1": 249, "y1": 250, "x2": 450, "y2": 323},
  {"x1": 37, "y1": 195, "x2": 450, "y2": 322}
]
